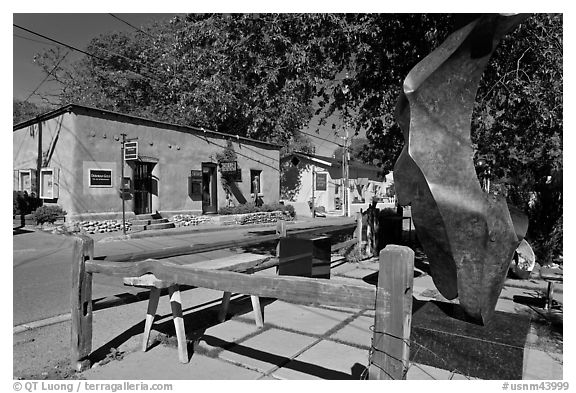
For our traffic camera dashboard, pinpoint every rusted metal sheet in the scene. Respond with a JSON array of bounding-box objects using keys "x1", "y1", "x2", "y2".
[{"x1": 394, "y1": 14, "x2": 529, "y2": 324}]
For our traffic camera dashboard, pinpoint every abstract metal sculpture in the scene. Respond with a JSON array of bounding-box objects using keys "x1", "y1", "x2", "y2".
[{"x1": 394, "y1": 14, "x2": 529, "y2": 324}]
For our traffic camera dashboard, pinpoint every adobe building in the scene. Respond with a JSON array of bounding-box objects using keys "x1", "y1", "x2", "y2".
[
  {"x1": 13, "y1": 104, "x2": 281, "y2": 221},
  {"x1": 281, "y1": 152, "x2": 395, "y2": 216}
]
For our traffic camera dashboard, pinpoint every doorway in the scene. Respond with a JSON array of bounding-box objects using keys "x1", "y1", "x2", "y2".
[
  {"x1": 133, "y1": 162, "x2": 154, "y2": 215},
  {"x1": 202, "y1": 163, "x2": 218, "y2": 214}
]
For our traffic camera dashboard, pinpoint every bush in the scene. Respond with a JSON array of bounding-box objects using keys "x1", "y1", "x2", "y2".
[
  {"x1": 32, "y1": 205, "x2": 67, "y2": 225},
  {"x1": 13, "y1": 191, "x2": 41, "y2": 216},
  {"x1": 218, "y1": 202, "x2": 295, "y2": 218}
]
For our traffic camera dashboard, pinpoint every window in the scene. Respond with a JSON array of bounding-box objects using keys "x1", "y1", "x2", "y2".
[
  {"x1": 14, "y1": 169, "x2": 37, "y2": 194},
  {"x1": 250, "y1": 170, "x2": 262, "y2": 195},
  {"x1": 39, "y1": 168, "x2": 59, "y2": 199}
]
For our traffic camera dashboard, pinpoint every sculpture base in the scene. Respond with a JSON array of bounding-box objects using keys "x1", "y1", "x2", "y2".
[{"x1": 410, "y1": 300, "x2": 531, "y2": 380}]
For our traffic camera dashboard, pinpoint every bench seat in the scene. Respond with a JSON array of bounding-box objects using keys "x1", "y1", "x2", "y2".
[{"x1": 122, "y1": 253, "x2": 272, "y2": 363}]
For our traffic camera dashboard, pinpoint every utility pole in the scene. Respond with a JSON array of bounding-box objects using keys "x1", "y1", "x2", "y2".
[
  {"x1": 311, "y1": 165, "x2": 316, "y2": 218},
  {"x1": 36, "y1": 121, "x2": 43, "y2": 200},
  {"x1": 342, "y1": 130, "x2": 348, "y2": 217},
  {"x1": 120, "y1": 133, "x2": 126, "y2": 235}
]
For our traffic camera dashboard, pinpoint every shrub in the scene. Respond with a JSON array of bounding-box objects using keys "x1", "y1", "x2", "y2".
[
  {"x1": 32, "y1": 205, "x2": 67, "y2": 225},
  {"x1": 217, "y1": 202, "x2": 295, "y2": 218},
  {"x1": 13, "y1": 191, "x2": 41, "y2": 216}
]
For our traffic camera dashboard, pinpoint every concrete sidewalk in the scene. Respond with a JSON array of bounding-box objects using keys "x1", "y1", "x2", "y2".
[
  {"x1": 67, "y1": 260, "x2": 562, "y2": 380},
  {"x1": 13, "y1": 218, "x2": 563, "y2": 380}
]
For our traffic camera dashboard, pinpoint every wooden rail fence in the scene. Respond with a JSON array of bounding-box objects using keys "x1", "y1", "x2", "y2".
[{"x1": 71, "y1": 222, "x2": 414, "y2": 379}]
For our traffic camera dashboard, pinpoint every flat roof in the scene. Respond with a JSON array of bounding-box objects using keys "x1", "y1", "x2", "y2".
[{"x1": 13, "y1": 103, "x2": 282, "y2": 150}]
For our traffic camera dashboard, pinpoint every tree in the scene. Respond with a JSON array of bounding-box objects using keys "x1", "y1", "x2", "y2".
[
  {"x1": 13, "y1": 99, "x2": 50, "y2": 124},
  {"x1": 33, "y1": 14, "x2": 352, "y2": 151},
  {"x1": 471, "y1": 14, "x2": 563, "y2": 264},
  {"x1": 32, "y1": 13, "x2": 562, "y2": 263},
  {"x1": 332, "y1": 137, "x2": 369, "y2": 161}
]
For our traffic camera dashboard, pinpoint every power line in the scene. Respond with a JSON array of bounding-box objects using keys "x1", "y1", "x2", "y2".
[
  {"x1": 108, "y1": 14, "x2": 157, "y2": 40},
  {"x1": 13, "y1": 24, "x2": 164, "y2": 84},
  {"x1": 299, "y1": 129, "x2": 344, "y2": 147},
  {"x1": 14, "y1": 33, "x2": 60, "y2": 47},
  {"x1": 24, "y1": 51, "x2": 70, "y2": 103}
]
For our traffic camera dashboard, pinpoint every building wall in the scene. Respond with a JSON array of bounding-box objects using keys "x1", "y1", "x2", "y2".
[
  {"x1": 289, "y1": 164, "x2": 339, "y2": 212},
  {"x1": 13, "y1": 113, "x2": 77, "y2": 210},
  {"x1": 13, "y1": 109, "x2": 280, "y2": 220}
]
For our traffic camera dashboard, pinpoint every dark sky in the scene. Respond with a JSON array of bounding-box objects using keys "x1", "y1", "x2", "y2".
[{"x1": 13, "y1": 13, "x2": 178, "y2": 103}]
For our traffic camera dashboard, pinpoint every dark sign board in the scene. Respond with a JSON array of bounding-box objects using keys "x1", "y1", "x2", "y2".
[
  {"x1": 220, "y1": 161, "x2": 237, "y2": 174},
  {"x1": 89, "y1": 169, "x2": 113, "y2": 187},
  {"x1": 315, "y1": 173, "x2": 327, "y2": 191},
  {"x1": 191, "y1": 170, "x2": 202, "y2": 179},
  {"x1": 124, "y1": 141, "x2": 138, "y2": 160},
  {"x1": 121, "y1": 177, "x2": 131, "y2": 191}
]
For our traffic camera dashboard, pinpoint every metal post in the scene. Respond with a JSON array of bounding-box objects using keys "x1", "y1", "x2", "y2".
[
  {"x1": 311, "y1": 165, "x2": 316, "y2": 218},
  {"x1": 342, "y1": 133, "x2": 348, "y2": 217},
  {"x1": 120, "y1": 133, "x2": 126, "y2": 235},
  {"x1": 344, "y1": 125, "x2": 350, "y2": 217},
  {"x1": 36, "y1": 120, "x2": 43, "y2": 199}
]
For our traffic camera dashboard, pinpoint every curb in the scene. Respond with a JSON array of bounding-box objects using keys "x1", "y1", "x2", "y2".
[
  {"x1": 96, "y1": 220, "x2": 296, "y2": 242},
  {"x1": 96, "y1": 216, "x2": 354, "y2": 243}
]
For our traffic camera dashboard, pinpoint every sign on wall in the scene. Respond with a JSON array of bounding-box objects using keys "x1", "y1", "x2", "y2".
[
  {"x1": 124, "y1": 141, "x2": 138, "y2": 160},
  {"x1": 89, "y1": 169, "x2": 113, "y2": 187},
  {"x1": 316, "y1": 173, "x2": 327, "y2": 191}
]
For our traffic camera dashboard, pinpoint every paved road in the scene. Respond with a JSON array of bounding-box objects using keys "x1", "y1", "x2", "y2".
[{"x1": 13, "y1": 218, "x2": 354, "y2": 326}]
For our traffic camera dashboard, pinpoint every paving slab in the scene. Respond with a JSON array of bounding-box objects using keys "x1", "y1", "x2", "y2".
[
  {"x1": 196, "y1": 319, "x2": 262, "y2": 355},
  {"x1": 271, "y1": 339, "x2": 369, "y2": 380},
  {"x1": 336, "y1": 267, "x2": 377, "y2": 280},
  {"x1": 260, "y1": 301, "x2": 355, "y2": 335},
  {"x1": 405, "y1": 362, "x2": 477, "y2": 380},
  {"x1": 219, "y1": 328, "x2": 318, "y2": 374},
  {"x1": 82, "y1": 346, "x2": 264, "y2": 380},
  {"x1": 522, "y1": 348, "x2": 563, "y2": 380},
  {"x1": 329, "y1": 314, "x2": 372, "y2": 349}
]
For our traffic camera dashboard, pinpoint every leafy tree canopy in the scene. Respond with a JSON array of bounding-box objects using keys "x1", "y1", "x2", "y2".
[
  {"x1": 332, "y1": 137, "x2": 369, "y2": 161},
  {"x1": 13, "y1": 99, "x2": 50, "y2": 124},
  {"x1": 32, "y1": 13, "x2": 562, "y2": 262}
]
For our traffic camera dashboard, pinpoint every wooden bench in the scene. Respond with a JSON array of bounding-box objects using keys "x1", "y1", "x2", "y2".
[
  {"x1": 122, "y1": 253, "x2": 272, "y2": 363},
  {"x1": 539, "y1": 266, "x2": 563, "y2": 310}
]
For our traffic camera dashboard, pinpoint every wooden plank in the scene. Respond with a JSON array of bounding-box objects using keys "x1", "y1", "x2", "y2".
[
  {"x1": 123, "y1": 254, "x2": 274, "y2": 288},
  {"x1": 70, "y1": 235, "x2": 94, "y2": 371},
  {"x1": 331, "y1": 238, "x2": 358, "y2": 252},
  {"x1": 369, "y1": 245, "x2": 414, "y2": 380},
  {"x1": 85, "y1": 259, "x2": 379, "y2": 309},
  {"x1": 103, "y1": 223, "x2": 356, "y2": 263},
  {"x1": 190, "y1": 253, "x2": 271, "y2": 271}
]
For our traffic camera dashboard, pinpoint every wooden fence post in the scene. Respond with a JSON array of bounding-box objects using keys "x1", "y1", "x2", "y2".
[
  {"x1": 369, "y1": 244, "x2": 414, "y2": 380},
  {"x1": 356, "y1": 212, "x2": 363, "y2": 255},
  {"x1": 70, "y1": 234, "x2": 94, "y2": 371}
]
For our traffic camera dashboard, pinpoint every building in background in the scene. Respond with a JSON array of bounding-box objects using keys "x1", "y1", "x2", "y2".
[
  {"x1": 280, "y1": 152, "x2": 394, "y2": 217},
  {"x1": 13, "y1": 104, "x2": 281, "y2": 221}
]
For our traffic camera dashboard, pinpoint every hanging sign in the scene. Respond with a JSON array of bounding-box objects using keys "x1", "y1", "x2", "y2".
[
  {"x1": 220, "y1": 161, "x2": 238, "y2": 174},
  {"x1": 124, "y1": 141, "x2": 138, "y2": 160}
]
